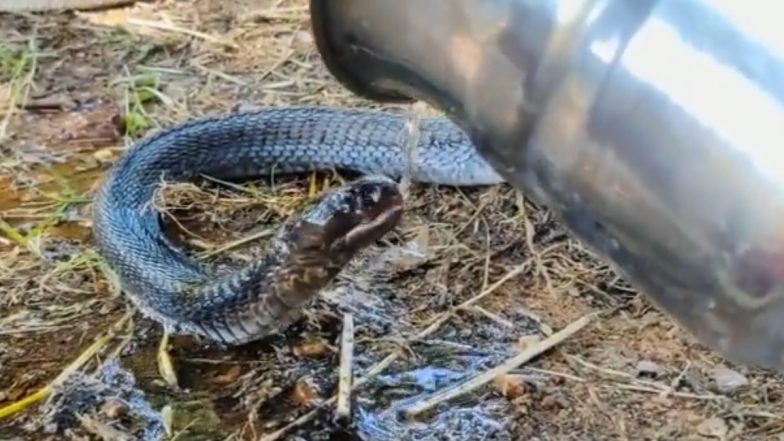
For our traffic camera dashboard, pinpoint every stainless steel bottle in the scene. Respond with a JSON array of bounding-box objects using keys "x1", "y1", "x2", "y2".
[{"x1": 309, "y1": 0, "x2": 784, "y2": 372}]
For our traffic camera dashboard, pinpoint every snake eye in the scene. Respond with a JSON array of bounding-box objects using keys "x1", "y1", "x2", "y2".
[
  {"x1": 349, "y1": 175, "x2": 398, "y2": 213},
  {"x1": 358, "y1": 185, "x2": 381, "y2": 208}
]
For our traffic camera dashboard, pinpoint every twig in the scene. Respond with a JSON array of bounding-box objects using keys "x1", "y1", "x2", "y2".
[
  {"x1": 568, "y1": 356, "x2": 721, "y2": 401},
  {"x1": 334, "y1": 313, "x2": 354, "y2": 425},
  {"x1": 604, "y1": 384, "x2": 720, "y2": 401},
  {"x1": 402, "y1": 313, "x2": 595, "y2": 418},
  {"x1": 0, "y1": 34, "x2": 39, "y2": 142},
  {"x1": 456, "y1": 262, "x2": 530, "y2": 310},
  {"x1": 126, "y1": 18, "x2": 238, "y2": 48},
  {"x1": 239, "y1": 6, "x2": 309, "y2": 22},
  {"x1": 470, "y1": 305, "x2": 515, "y2": 329},
  {"x1": 660, "y1": 361, "x2": 690, "y2": 399},
  {"x1": 416, "y1": 261, "x2": 531, "y2": 336},
  {"x1": 518, "y1": 202, "x2": 555, "y2": 296},
  {"x1": 196, "y1": 228, "x2": 274, "y2": 259},
  {"x1": 523, "y1": 366, "x2": 586, "y2": 383},
  {"x1": 257, "y1": 49, "x2": 296, "y2": 83},
  {"x1": 157, "y1": 331, "x2": 179, "y2": 389},
  {"x1": 450, "y1": 196, "x2": 492, "y2": 240},
  {"x1": 191, "y1": 62, "x2": 248, "y2": 85}
]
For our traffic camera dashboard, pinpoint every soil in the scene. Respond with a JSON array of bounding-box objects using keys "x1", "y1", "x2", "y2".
[{"x1": 0, "y1": 1, "x2": 782, "y2": 440}]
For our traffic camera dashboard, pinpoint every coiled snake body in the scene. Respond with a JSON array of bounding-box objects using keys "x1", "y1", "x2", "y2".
[{"x1": 92, "y1": 106, "x2": 504, "y2": 345}]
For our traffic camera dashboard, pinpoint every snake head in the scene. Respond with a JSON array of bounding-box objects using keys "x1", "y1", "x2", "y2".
[
  {"x1": 324, "y1": 175, "x2": 404, "y2": 253},
  {"x1": 268, "y1": 175, "x2": 403, "y2": 307},
  {"x1": 293, "y1": 174, "x2": 405, "y2": 255}
]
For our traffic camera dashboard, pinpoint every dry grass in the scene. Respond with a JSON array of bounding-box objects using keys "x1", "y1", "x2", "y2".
[{"x1": 0, "y1": 1, "x2": 783, "y2": 440}]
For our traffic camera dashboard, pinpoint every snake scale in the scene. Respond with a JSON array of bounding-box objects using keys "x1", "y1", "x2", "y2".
[{"x1": 92, "y1": 106, "x2": 505, "y2": 345}]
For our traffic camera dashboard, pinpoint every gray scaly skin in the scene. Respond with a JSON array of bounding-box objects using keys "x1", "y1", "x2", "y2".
[
  {"x1": 0, "y1": 0, "x2": 134, "y2": 12},
  {"x1": 92, "y1": 106, "x2": 504, "y2": 345}
]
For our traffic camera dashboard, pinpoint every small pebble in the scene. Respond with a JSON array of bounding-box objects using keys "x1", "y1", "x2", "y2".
[
  {"x1": 540, "y1": 392, "x2": 568, "y2": 410},
  {"x1": 101, "y1": 398, "x2": 129, "y2": 419},
  {"x1": 636, "y1": 360, "x2": 663, "y2": 378},
  {"x1": 292, "y1": 30, "x2": 313, "y2": 47},
  {"x1": 93, "y1": 147, "x2": 117, "y2": 163},
  {"x1": 712, "y1": 367, "x2": 749, "y2": 394}
]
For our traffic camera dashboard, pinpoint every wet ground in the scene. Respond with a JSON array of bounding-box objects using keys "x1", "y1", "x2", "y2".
[{"x1": 1, "y1": 1, "x2": 783, "y2": 440}]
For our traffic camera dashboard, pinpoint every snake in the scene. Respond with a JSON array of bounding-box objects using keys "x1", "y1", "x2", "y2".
[
  {"x1": 91, "y1": 106, "x2": 504, "y2": 345},
  {"x1": 0, "y1": 0, "x2": 135, "y2": 12}
]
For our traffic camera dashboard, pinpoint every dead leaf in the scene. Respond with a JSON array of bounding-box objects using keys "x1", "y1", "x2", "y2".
[
  {"x1": 211, "y1": 365, "x2": 242, "y2": 386},
  {"x1": 493, "y1": 374, "x2": 527, "y2": 400},
  {"x1": 291, "y1": 376, "x2": 321, "y2": 407},
  {"x1": 76, "y1": 2, "x2": 165, "y2": 37},
  {"x1": 292, "y1": 337, "x2": 333, "y2": 358}
]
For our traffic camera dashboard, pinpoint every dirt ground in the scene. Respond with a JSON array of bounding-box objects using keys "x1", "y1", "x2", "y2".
[{"x1": 0, "y1": 1, "x2": 782, "y2": 440}]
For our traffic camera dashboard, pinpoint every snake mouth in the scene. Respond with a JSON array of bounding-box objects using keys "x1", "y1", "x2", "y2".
[
  {"x1": 328, "y1": 178, "x2": 405, "y2": 253},
  {"x1": 341, "y1": 196, "x2": 404, "y2": 248}
]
